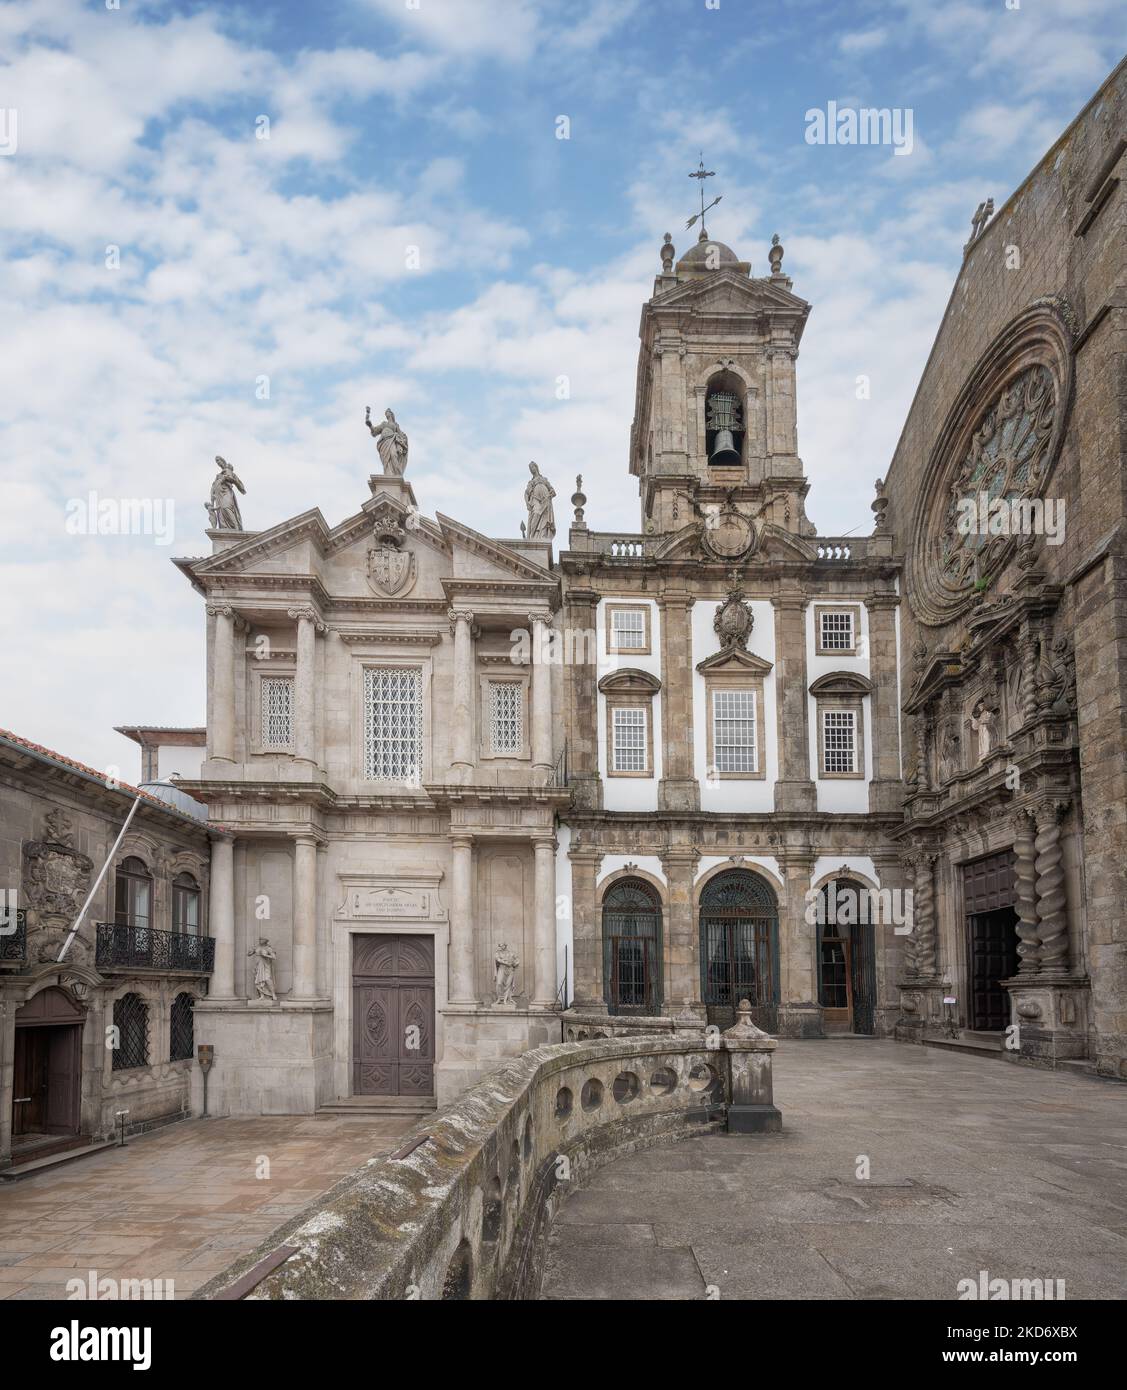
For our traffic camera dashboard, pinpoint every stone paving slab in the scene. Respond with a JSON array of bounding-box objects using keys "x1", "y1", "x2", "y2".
[
  {"x1": 0, "y1": 1113, "x2": 411, "y2": 1300},
  {"x1": 543, "y1": 1040, "x2": 1127, "y2": 1301}
]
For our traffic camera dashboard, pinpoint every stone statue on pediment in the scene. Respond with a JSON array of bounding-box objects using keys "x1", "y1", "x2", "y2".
[
  {"x1": 206, "y1": 456, "x2": 246, "y2": 530},
  {"x1": 525, "y1": 463, "x2": 556, "y2": 540},
  {"x1": 365, "y1": 407, "x2": 409, "y2": 476}
]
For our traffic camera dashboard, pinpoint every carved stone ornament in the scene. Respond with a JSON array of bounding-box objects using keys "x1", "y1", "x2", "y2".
[
  {"x1": 23, "y1": 830, "x2": 93, "y2": 923},
  {"x1": 713, "y1": 581, "x2": 755, "y2": 651},
  {"x1": 702, "y1": 498, "x2": 757, "y2": 561},
  {"x1": 366, "y1": 516, "x2": 416, "y2": 598},
  {"x1": 908, "y1": 301, "x2": 1073, "y2": 627}
]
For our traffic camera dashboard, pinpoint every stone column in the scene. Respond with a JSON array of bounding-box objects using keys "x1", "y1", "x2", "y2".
[
  {"x1": 773, "y1": 588, "x2": 816, "y2": 812},
  {"x1": 1019, "y1": 624, "x2": 1041, "y2": 726},
  {"x1": 778, "y1": 852, "x2": 820, "y2": 1037},
  {"x1": 528, "y1": 612, "x2": 553, "y2": 780},
  {"x1": 866, "y1": 594, "x2": 902, "y2": 813},
  {"x1": 448, "y1": 609, "x2": 476, "y2": 781},
  {"x1": 208, "y1": 604, "x2": 237, "y2": 763},
  {"x1": 660, "y1": 846, "x2": 701, "y2": 1015},
  {"x1": 1012, "y1": 806, "x2": 1041, "y2": 972},
  {"x1": 288, "y1": 607, "x2": 322, "y2": 765},
  {"x1": 912, "y1": 850, "x2": 939, "y2": 977},
  {"x1": 208, "y1": 833, "x2": 236, "y2": 999},
  {"x1": 568, "y1": 843, "x2": 605, "y2": 1011},
  {"x1": 448, "y1": 834, "x2": 477, "y2": 1005},
  {"x1": 658, "y1": 591, "x2": 698, "y2": 812},
  {"x1": 564, "y1": 589, "x2": 601, "y2": 810},
  {"x1": 292, "y1": 835, "x2": 319, "y2": 998},
  {"x1": 899, "y1": 851, "x2": 919, "y2": 979},
  {"x1": 532, "y1": 836, "x2": 557, "y2": 1007},
  {"x1": 1034, "y1": 798, "x2": 1069, "y2": 972}
]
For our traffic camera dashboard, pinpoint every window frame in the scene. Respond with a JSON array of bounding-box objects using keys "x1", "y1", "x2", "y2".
[
  {"x1": 814, "y1": 604, "x2": 862, "y2": 657},
  {"x1": 609, "y1": 704, "x2": 651, "y2": 776},
  {"x1": 478, "y1": 672, "x2": 530, "y2": 760},
  {"x1": 606, "y1": 603, "x2": 651, "y2": 656},
  {"x1": 819, "y1": 703, "x2": 863, "y2": 778},
  {"x1": 259, "y1": 673, "x2": 296, "y2": 753},
  {"x1": 114, "y1": 856, "x2": 152, "y2": 931},
  {"x1": 703, "y1": 673, "x2": 767, "y2": 781},
  {"x1": 171, "y1": 873, "x2": 201, "y2": 937}
]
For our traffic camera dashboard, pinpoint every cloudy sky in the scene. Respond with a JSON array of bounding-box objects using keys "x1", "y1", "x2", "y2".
[{"x1": 1, "y1": 0, "x2": 1123, "y2": 777}]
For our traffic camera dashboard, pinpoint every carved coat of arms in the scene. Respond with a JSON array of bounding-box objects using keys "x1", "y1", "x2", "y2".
[{"x1": 366, "y1": 518, "x2": 416, "y2": 597}]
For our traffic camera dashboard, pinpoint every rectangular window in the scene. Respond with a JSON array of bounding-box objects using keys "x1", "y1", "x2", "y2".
[
  {"x1": 611, "y1": 706, "x2": 648, "y2": 773},
  {"x1": 819, "y1": 610, "x2": 855, "y2": 652},
  {"x1": 712, "y1": 689, "x2": 757, "y2": 774},
  {"x1": 610, "y1": 607, "x2": 647, "y2": 651},
  {"x1": 261, "y1": 676, "x2": 295, "y2": 750},
  {"x1": 488, "y1": 680, "x2": 523, "y2": 756},
  {"x1": 822, "y1": 709, "x2": 857, "y2": 774},
  {"x1": 364, "y1": 667, "x2": 423, "y2": 784}
]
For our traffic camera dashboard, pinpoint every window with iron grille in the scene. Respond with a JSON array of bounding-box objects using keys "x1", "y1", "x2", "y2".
[
  {"x1": 612, "y1": 706, "x2": 647, "y2": 773},
  {"x1": 712, "y1": 688, "x2": 757, "y2": 773},
  {"x1": 488, "y1": 681, "x2": 523, "y2": 755},
  {"x1": 610, "y1": 607, "x2": 646, "y2": 650},
  {"x1": 819, "y1": 610, "x2": 855, "y2": 651},
  {"x1": 112, "y1": 993, "x2": 149, "y2": 1071},
  {"x1": 364, "y1": 666, "x2": 423, "y2": 783},
  {"x1": 170, "y1": 992, "x2": 195, "y2": 1062},
  {"x1": 261, "y1": 675, "x2": 294, "y2": 750},
  {"x1": 822, "y1": 709, "x2": 857, "y2": 774}
]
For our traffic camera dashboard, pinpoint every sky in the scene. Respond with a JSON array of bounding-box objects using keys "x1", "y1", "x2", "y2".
[{"x1": 1, "y1": 0, "x2": 1123, "y2": 778}]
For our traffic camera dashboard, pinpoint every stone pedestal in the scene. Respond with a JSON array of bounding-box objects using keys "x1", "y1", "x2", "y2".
[
  {"x1": 190, "y1": 999, "x2": 334, "y2": 1116},
  {"x1": 777, "y1": 1001, "x2": 823, "y2": 1038},
  {"x1": 722, "y1": 999, "x2": 782, "y2": 1134},
  {"x1": 1003, "y1": 974, "x2": 1090, "y2": 1066},
  {"x1": 895, "y1": 976, "x2": 945, "y2": 1042},
  {"x1": 436, "y1": 1005, "x2": 560, "y2": 1104}
]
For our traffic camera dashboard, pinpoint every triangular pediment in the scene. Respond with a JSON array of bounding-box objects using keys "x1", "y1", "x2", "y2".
[
  {"x1": 696, "y1": 646, "x2": 774, "y2": 676},
  {"x1": 436, "y1": 513, "x2": 555, "y2": 583},
  {"x1": 652, "y1": 271, "x2": 810, "y2": 317}
]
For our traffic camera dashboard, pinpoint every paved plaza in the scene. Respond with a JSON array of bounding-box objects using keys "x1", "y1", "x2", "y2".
[
  {"x1": 543, "y1": 1041, "x2": 1127, "y2": 1300},
  {"x1": 0, "y1": 1113, "x2": 411, "y2": 1300}
]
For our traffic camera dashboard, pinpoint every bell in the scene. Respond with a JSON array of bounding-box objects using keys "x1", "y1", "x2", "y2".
[{"x1": 709, "y1": 429, "x2": 741, "y2": 467}]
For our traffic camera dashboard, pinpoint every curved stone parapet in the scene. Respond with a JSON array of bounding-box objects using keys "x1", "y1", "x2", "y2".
[{"x1": 200, "y1": 1035, "x2": 746, "y2": 1302}]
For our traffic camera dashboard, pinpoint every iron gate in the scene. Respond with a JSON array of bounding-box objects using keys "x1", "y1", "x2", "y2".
[
  {"x1": 699, "y1": 870, "x2": 779, "y2": 1031},
  {"x1": 603, "y1": 880, "x2": 662, "y2": 1015}
]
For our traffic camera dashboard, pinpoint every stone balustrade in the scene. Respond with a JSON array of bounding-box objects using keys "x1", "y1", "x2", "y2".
[{"x1": 202, "y1": 1024, "x2": 778, "y2": 1301}]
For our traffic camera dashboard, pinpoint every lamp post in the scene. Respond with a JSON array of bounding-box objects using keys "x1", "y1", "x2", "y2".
[{"x1": 197, "y1": 1044, "x2": 215, "y2": 1117}]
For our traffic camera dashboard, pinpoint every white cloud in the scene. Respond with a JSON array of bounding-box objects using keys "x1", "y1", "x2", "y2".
[{"x1": 839, "y1": 28, "x2": 889, "y2": 56}]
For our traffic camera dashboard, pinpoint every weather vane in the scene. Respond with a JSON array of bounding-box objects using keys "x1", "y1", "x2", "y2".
[{"x1": 687, "y1": 154, "x2": 722, "y2": 234}]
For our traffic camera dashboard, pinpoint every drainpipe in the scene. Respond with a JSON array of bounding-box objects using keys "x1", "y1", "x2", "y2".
[{"x1": 57, "y1": 793, "x2": 143, "y2": 964}]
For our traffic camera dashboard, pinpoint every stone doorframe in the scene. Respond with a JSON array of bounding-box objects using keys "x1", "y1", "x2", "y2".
[{"x1": 330, "y1": 872, "x2": 449, "y2": 1102}]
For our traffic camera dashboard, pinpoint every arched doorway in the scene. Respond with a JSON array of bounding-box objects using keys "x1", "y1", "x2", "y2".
[
  {"x1": 602, "y1": 879, "x2": 663, "y2": 1015},
  {"x1": 699, "y1": 870, "x2": 779, "y2": 1031},
  {"x1": 11, "y1": 986, "x2": 85, "y2": 1160},
  {"x1": 816, "y1": 878, "x2": 876, "y2": 1035}
]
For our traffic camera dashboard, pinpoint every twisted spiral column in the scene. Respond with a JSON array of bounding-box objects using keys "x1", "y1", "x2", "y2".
[
  {"x1": 1020, "y1": 629, "x2": 1040, "y2": 726},
  {"x1": 1034, "y1": 799, "x2": 1069, "y2": 972},
  {"x1": 1011, "y1": 806, "x2": 1041, "y2": 973},
  {"x1": 899, "y1": 853, "x2": 919, "y2": 978},
  {"x1": 913, "y1": 852, "x2": 939, "y2": 977}
]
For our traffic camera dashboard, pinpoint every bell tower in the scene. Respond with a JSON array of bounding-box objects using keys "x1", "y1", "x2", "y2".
[{"x1": 629, "y1": 221, "x2": 814, "y2": 539}]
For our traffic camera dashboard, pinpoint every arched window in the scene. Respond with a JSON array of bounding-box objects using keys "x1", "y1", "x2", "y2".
[
  {"x1": 699, "y1": 869, "x2": 779, "y2": 1030},
  {"x1": 172, "y1": 873, "x2": 200, "y2": 935},
  {"x1": 112, "y1": 993, "x2": 149, "y2": 1071},
  {"x1": 602, "y1": 879, "x2": 662, "y2": 1015},
  {"x1": 704, "y1": 370, "x2": 746, "y2": 468},
  {"x1": 114, "y1": 857, "x2": 152, "y2": 930},
  {"x1": 170, "y1": 992, "x2": 195, "y2": 1062}
]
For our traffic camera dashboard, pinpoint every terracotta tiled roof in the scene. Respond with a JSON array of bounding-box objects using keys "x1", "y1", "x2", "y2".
[{"x1": 0, "y1": 728, "x2": 225, "y2": 833}]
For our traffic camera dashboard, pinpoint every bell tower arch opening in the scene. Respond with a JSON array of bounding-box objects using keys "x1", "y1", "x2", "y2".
[{"x1": 705, "y1": 369, "x2": 746, "y2": 472}]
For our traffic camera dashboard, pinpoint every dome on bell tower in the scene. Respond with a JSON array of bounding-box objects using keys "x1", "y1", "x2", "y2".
[{"x1": 674, "y1": 228, "x2": 751, "y2": 279}]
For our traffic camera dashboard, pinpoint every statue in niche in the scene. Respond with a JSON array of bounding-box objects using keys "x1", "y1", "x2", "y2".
[
  {"x1": 206, "y1": 456, "x2": 246, "y2": 530},
  {"x1": 937, "y1": 722, "x2": 961, "y2": 782},
  {"x1": 524, "y1": 462, "x2": 556, "y2": 540},
  {"x1": 365, "y1": 407, "x2": 409, "y2": 476},
  {"x1": 969, "y1": 700, "x2": 997, "y2": 761},
  {"x1": 493, "y1": 942, "x2": 519, "y2": 1006},
  {"x1": 248, "y1": 937, "x2": 278, "y2": 1001}
]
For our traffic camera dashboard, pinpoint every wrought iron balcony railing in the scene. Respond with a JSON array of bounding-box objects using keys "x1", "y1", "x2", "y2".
[
  {"x1": 96, "y1": 922, "x2": 215, "y2": 975},
  {"x1": 0, "y1": 907, "x2": 27, "y2": 966}
]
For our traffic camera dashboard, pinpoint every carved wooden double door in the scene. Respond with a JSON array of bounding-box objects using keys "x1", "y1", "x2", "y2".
[{"x1": 352, "y1": 934, "x2": 435, "y2": 1097}]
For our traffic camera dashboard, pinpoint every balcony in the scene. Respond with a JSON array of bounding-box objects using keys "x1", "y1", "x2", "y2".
[
  {"x1": 96, "y1": 923, "x2": 215, "y2": 976},
  {"x1": 0, "y1": 908, "x2": 27, "y2": 967}
]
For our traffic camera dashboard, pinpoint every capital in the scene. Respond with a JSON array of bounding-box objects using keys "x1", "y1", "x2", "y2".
[{"x1": 448, "y1": 607, "x2": 475, "y2": 634}]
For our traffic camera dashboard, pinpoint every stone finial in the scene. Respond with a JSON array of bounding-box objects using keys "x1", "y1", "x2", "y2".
[
  {"x1": 768, "y1": 232, "x2": 784, "y2": 276},
  {"x1": 571, "y1": 474, "x2": 587, "y2": 527},
  {"x1": 724, "y1": 998, "x2": 770, "y2": 1040},
  {"x1": 871, "y1": 476, "x2": 889, "y2": 532},
  {"x1": 660, "y1": 232, "x2": 675, "y2": 272}
]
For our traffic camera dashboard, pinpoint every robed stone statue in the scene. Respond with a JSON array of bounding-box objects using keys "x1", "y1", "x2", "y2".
[
  {"x1": 365, "y1": 407, "x2": 409, "y2": 476},
  {"x1": 248, "y1": 937, "x2": 278, "y2": 1001},
  {"x1": 206, "y1": 456, "x2": 246, "y2": 530},
  {"x1": 493, "y1": 943, "x2": 519, "y2": 1006},
  {"x1": 524, "y1": 462, "x2": 556, "y2": 540}
]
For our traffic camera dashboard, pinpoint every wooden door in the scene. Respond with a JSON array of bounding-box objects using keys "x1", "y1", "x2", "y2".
[
  {"x1": 969, "y1": 909, "x2": 1019, "y2": 1032},
  {"x1": 47, "y1": 1027, "x2": 82, "y2": 1133},
  {"x1": 352, "y1": 935, "x2": 435, "y2": 1097},
  {"x1": 12, "y1": 1028, "x2": 47, "y2": 1136}
]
